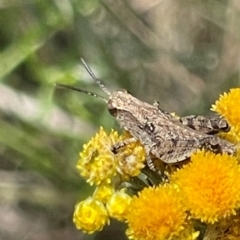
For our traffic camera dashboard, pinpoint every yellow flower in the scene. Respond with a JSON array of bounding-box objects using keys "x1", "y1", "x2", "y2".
[
  {"x1": 116, "y1": 132, "x2": 145, "y2": 177},
  {"x1": 212, "y1": 88, "x2": 240, "y2": 137},
  {"x1": 126, "y1": 184, "x2": 187, "y2": 240},
  {"x1": 73, "y1": 197, "x2": 109, "y2": 234},
  {"x1": 171, "y1": 223, "x2": 199, "y2": 240},
  {"x1": 77, "y1": 128, "x2": 146, "y2": 185},
  {"x1": 106, "y1": 190, "x2": 132, "y2": 221},
  {"x1": 172, "y1": 150, "x2": 240, "y2": 224},
  {"x1": 76, "y1": 127, "x2": 120, "y2": 185},
  {"x1": 93, "y1": 183, "x2": 115, "y2": 203}
]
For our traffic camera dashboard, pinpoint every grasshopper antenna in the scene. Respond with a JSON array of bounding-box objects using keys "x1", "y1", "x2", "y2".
[
  {"x1": 80, "y1": 58, "x2": 111, "y2": 96},
  {"x1": 55, "y1": 83, "x2": 108, "y2": 103},
  {"x1": 55, "y1": 59, "x2": 111, "y2": 102}
]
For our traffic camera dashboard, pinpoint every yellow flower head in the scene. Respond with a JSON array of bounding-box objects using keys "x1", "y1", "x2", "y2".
[
  {"x1": 93, "y1": 183, "x2": 115, "y2": 203},
  {"x1": 171, "y1": 223, "x2": 199, "y2": 240},
  {"x1": 126, "y1": 184, "x2": 187, "y2": 240},
  {"x1": 172, "y1": 150, "x2": 240, "y2": 224},
  {"x1": 73, "y1": 197, "x2": 109, "y2": 234},
  {"x1": 106, "y1": 190, "x2": 132, "y2": 221},
  {"x1": 116, "y1": 132, "x2": 145, "y2": 177},
  {"x1": 77, "y1": 128, "x2": 146, "y2": 185},
  {"x1": 77, "y1": 127, "x2": 120, "y2": 185},
  {"x1": 212, "y1": 88, "x2": 240, "y2": 137}
]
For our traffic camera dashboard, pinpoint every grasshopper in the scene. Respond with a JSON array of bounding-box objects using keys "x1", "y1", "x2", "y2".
[{"x1": 56, "y1": 59, "x2": 236, "y2": 172}]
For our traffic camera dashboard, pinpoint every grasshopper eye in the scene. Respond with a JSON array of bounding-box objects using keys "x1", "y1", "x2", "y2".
[
  {"x1": 108, "y1": 107, "x2": 117, "y2": 117},
  {"x1": 108, "y1": 98, "x2": 117, "y2": 116}
]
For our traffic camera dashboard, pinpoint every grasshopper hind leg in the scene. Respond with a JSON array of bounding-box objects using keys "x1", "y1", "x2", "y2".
[{"x1": 179, "y1": 115, "x2": 230, "y2": 134}]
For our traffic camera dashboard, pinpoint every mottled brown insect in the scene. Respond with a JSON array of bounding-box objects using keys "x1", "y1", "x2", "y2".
[{"x1": 56, "y1": 59, "x2": 236, "y2": 172}]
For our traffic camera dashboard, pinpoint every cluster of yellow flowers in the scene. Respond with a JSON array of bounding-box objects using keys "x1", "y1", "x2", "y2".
[
  {"x1": 73, "y1": 128, "x2": 145, "y2": 233},
  {"x1": 73, "y1": 88, "x2": 240, "y2": 240}
]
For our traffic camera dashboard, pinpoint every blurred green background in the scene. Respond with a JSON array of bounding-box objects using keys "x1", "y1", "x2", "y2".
[{"x1": 0, "y1": 0, "x2": 240, "y2": 239}]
